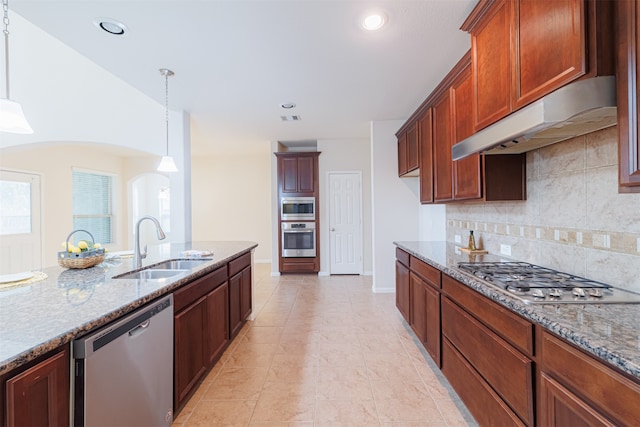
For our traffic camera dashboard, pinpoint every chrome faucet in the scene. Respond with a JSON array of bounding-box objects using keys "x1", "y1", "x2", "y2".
[{"x1": 134, "y1": 216, "x2": 166, "y2": 269}]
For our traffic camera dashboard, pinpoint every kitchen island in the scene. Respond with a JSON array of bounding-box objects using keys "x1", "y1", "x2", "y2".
[
  {"x1": 0, "y1": 241, "x2": 257, "y2": 425},
  {"x1": 395, "y1": 241, "x2": 640, "y2": 426}
]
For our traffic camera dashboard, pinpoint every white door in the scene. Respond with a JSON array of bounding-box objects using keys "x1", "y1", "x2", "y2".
[
  {"x1": 328, "y1": 172, "x2": 362, "y2": 274},
  {"x1": 0, "y1": 170, "x2": 42, "y2": 274}
]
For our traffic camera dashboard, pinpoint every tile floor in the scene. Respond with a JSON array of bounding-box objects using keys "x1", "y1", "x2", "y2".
[{"x1": 172, "y1": 263, "x2": 477, "y2": 426}]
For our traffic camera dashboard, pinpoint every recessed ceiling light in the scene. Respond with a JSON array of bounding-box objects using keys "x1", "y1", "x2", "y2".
[
  {"x1": 362, "y1": 13, "x2": 387, "y2": 31},
  {"x1": 94, "y1": 18, "x2": 127, "y2": 35},
  {"x1": 281, "y1": 115, "x2": 301, "y2": 121},
  {"x1": 280, "y1": 102, "x2": 296, "y2": 109}
]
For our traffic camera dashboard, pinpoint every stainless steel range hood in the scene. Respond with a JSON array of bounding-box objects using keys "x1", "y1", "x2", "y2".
[{"x1": 452, "y1": 76, "x2": 617, "y2": 160}]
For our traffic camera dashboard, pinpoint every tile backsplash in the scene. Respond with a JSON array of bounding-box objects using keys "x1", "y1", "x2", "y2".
[{"x1": 446, "y1": 126, "x2": 640, "y2": 293}]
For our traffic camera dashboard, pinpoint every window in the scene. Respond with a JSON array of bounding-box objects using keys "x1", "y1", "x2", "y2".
[
  {"x1": 0, "y1": 180, "x2": 32, "y2": 235},
  {"x1": 72, "y1": 170, "x2": 114, "y2": 244}
]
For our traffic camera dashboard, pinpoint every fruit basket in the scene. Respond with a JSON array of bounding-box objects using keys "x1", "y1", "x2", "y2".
[{"x1": 58, "y1": 229, "x2": 106, "y2": 269}]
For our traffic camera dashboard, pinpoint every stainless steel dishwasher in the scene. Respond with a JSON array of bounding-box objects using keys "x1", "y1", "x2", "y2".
[{"x1": 73, "y1": 294, "x2": 174, "y2": 427}]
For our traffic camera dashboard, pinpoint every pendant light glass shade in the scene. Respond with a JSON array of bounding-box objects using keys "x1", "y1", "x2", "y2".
[
  {"x1": 157, "y1": 155, "x2": 178, "y2": 172},
  {"x1": 1, "y1": 0, "x2": 33, "y2": 134},
  {"x1": 0, "y1": 98, "x2": 33, "y2": 134},
  {"x1": 157, "y1": 68, "x2": 177, "y2": 172}
]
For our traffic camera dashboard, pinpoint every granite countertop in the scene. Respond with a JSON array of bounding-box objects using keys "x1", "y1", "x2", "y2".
[
  {"x1": 394, "y1": 241, "x2": 640, "y2": 381},
  {"x1": 0, "y1": 241, "x2": 257, "y2": 376}
]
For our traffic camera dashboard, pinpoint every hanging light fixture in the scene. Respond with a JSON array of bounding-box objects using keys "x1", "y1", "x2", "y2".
[
  {"x1": 0, "y1": 0, "x2": 33, "y2": 134},
  {"x1": 157, "y1": 68, "x2": 178, "y2": 172}
]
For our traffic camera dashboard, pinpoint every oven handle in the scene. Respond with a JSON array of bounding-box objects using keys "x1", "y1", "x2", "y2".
[{"x1": 283, "y1": 229, "x2": 315, "y2": 233}]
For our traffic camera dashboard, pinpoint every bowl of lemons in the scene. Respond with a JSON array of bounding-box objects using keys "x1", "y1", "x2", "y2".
[{"x1": 58, "y1": 229, "x2": 106, "y2": 269}]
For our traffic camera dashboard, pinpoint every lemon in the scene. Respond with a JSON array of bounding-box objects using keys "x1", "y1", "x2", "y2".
[
  {"x1": 61, "y1": 241, "x2": 68, "y2": 249},
  {"x1": 93, "y1": 243, "x2": 102, "y2": 249},
  {"x1": 71, "y1": 246, "x2": 81, "y2": 254},
  {"x1": 67, "y1": 244, "x2": 75, "y2": 253},
  {"x1": 78, "y1": 241, "x2": 89, "y2": 250}
]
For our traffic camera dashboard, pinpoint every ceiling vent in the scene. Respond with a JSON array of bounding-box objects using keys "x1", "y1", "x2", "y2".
[{"x1": 280, "y1": 115, "x2": 301, "y2": 121}]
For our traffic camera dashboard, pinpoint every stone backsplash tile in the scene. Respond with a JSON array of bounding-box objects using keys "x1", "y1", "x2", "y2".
[{"x1": 445, "y1": 126, "x2": 640, "y2": 293}]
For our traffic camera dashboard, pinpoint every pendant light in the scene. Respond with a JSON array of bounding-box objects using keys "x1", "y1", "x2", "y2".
[
  {"x1": 0, "y1": 0, "x2": 33, "y2": 134},
  {"x1": 157, "y1": 68, "x2": 177, "y2": 172}
]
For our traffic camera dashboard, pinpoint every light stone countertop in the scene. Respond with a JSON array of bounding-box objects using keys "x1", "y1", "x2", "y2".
[
  {"x1": 394, "y1": 241, "x2": 640, "y2": 381},
  {"x1": 0, "y1": 241, "x2": 257, "y2": 376}
]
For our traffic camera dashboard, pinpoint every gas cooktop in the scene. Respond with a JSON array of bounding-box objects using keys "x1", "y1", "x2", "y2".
[{"x1": 457, "y1": 261, "x2": 640, "y2": 304}]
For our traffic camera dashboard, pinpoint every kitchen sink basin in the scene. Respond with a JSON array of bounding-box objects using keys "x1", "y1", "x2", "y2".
[
  {"x1": 114, "y1": 269, "x2": 188, "y2": 280},
  {"x1": 150, "y1": 259, "x2": 211, "y2": 270}
]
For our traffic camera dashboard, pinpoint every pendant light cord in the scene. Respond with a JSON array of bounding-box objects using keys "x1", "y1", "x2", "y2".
[
  {"x1": 3, "y1": 0, "x2": 10, "y2": 100},
  {"x1": 164, "y1": 71, "x2": 169, "y2": 156}
]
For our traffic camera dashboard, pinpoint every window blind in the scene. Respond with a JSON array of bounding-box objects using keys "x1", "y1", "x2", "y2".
[{"x1": 72, "y1": 171, "x2": 113, "y2": 244}]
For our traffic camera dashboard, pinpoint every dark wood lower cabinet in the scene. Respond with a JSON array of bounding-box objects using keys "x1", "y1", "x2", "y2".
[
  {"x1": 394, "y1": 253, "x2": 640, "y2": 427},
  {"x1": 539, "y1": 372, "x2": 615, "y2": 427},
  {"x1": 442, "y1": 338, "x2": 526, "y2": 427},
  {"x1": 3, "y1": 346, "x2": 69, "y2": 427},
  {"x1": 174, "y1": 295, "x2": 208, "y2": 409},
  {"x1": 395, "y1": 260, "x2": 410, "y2": 322},
  {"x1": 174, "y1": 259, "x2": 251, "y2": 412}
]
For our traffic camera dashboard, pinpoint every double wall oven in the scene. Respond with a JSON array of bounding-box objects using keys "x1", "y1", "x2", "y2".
[{"x1": 280, "y1": 197, "x2": 316, "y2": 258}]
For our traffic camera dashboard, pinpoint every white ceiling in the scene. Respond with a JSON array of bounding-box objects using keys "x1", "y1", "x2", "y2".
[{"x1": 12, "y1": 0, "x2": 475, "y2": 155}]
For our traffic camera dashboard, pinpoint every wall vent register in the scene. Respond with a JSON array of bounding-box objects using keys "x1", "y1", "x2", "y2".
[{"x1": 458, "y1": 262, "x2": 640, "y2": 304}]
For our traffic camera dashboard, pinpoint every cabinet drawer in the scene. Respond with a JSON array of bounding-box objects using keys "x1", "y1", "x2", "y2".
[
  {"x1": 229, "y1": 252, "x2": 251, "y2": 277},
  {"x1": 442, "y1": 274, "x2": 533, "y2": 355},
  {"x1": 540, "y1": 331, "x2": 640, "y2": 426},
  {"x1": 395, "y1": 248, "x2": 409, "y2": 267},
  {"x1": 409, "y1": 256, "x2": 440, "y2": 288},
  {"x1": 174, "y1": 266, "x2": 227, "y2": 313},
  {"x1": 442, "y1": 338, "x2": 526, "y2": 427},
  {"x1": 442, "y1": 297, "x2": 533, "y2": 425}
]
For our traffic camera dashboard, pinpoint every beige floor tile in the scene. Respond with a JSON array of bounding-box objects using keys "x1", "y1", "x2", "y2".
[
  {"x1": 176, "y1": 267, "x2": 474, "y2": 427},
  {"x1": 203, "y1": 367, "x2": 269, "y2": 400},
  {"x1": 317, "y1": 366, "x2": 373, "y2": 400},
  {"x1": 186, "y1": 399, "x2": 257, "y2": 426},
  {"x1": 315, "y1": 399, "x2": 379, "y2": 425},
  {"x1": 250, "y1": 385, "x2": 315, "y2": 423}
]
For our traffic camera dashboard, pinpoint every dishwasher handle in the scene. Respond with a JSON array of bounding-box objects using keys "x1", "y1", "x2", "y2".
[{"x1": 128, "y1": 320, "x2": 151, "y2": 338}]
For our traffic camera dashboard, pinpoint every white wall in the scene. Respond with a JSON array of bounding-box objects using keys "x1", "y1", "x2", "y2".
[
  {"x1": 317, "y1": 138, "x2": 372, "y2": 275},
  {"x1": 370, "y1": 120, "x2": 420, "y2": 292},
  {"x1": 191, "y1": 147, "x2": 272, "y2": 262}
]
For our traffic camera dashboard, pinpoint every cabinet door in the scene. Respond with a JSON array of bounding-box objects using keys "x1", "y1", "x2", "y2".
[
  {"x1": 406, "y1": 123, "x2": 419, "y2": 172},
  {"x1": 409, "y1": 272, "x2": 427, "y2": 344},
  {"x1": 395, "y1": 260, "x2": 410, "y2": 322},
  {"x1": 174, "y1": 296, "x2": 207, "y2": 409},
  {"x1": 539, "y1": 373, "x2": 615, "y2": 427},
  {"x1": 418, "y1": 109, "x2": 434, "y2": 203},
  {"x1": 617, "y1": 0, "x2": 640, "y2": 191},
  {"x1": 433, "y1": 90, "x2": 453, "y2": 202},
  {"x1": 5, "y1": 347, "x2": 69, "y2": 427},
  {"x1": 240, "y1": 267, "x2": 252, "y2": 320},
  {"x1": 206, "y1": 282, "x2": 229, "y2": 365},
  {"x1": 424, "y1": 283, "x2": 441, "y2": 366},
  {"x1": 281, "y1": 157, "x2": 300, "y2": 193},
  {"x1": 297, "y1": 156, "x2": 315, "y2": 193},
  {"x1": 472, "y1": 0, "x2": 513, "y2": 130},
  {"x1": 397, "y1": 132, "x2": 408, "y2": 176},
  {"x1": 451, "y1": 63, "x2": 482, "y2": 200},
  {"x1": 229, "y1": 272, "x2": 243, "y2": 338},
  {"x1": 514, "y1": 0, "x2": 586, "y2": 109}
]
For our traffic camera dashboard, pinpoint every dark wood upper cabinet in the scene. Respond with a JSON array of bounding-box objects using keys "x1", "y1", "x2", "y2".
[
  {"x1": 418, "y1": 108, "x2": 434, "y2": 203},
  {"x1": 468, "y1": 0, "x2": 513, "y2": 131},
  {"x1": 463, "y1": 0, "x2": 614, "y2": 132},
  {"x1": 433, "y1": 89, "x2": 454, "y2": 203},
  {"x1": 397, "y1": 122, "x2": 419, "y2": 177},
  {"x1": 276, "y1": 152, "x2": 319, "y2": 196},
  {"x1": 616, "y1": 0, "x2": 640, "y2": 192},
  {"x1": 451, "y1": 61, "x2": 482, "y2": 200}
]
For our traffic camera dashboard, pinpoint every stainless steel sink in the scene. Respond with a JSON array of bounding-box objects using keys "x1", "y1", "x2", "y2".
[
  {"x1": 114, "y1": 269, "x2": 188, "y2": 280},
  {"x1": 150, "y1": 259, "x2": 210, "y2": 270}
]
